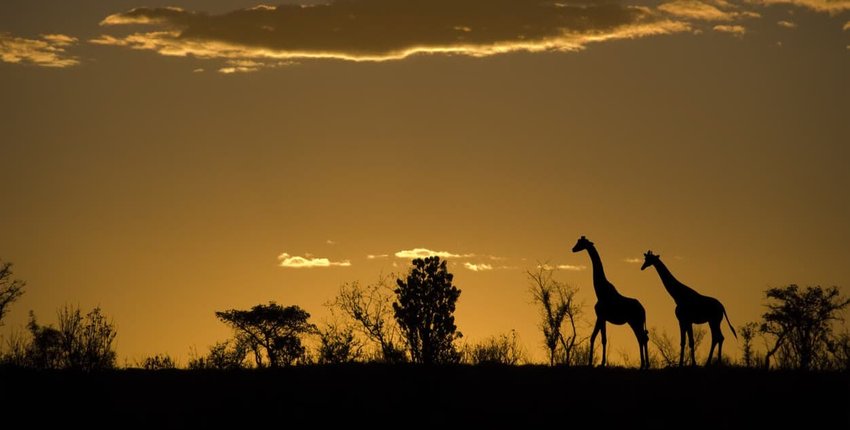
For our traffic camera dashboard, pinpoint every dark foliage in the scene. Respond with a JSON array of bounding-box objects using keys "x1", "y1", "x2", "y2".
[
  {"x1": 393, "y1": 257, "x2": 462, "y2": 364},
  {"x1": 215, "y1": 302, "x2": 315, "y2": 367},
  {"x1": 760, "y1": 285, "x2": 850, "y2": 370}
]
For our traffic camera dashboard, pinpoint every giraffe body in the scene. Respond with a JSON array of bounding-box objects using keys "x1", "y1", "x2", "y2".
[
  {"x1": 642, "y1": 250, "x2": 737, "y2": 366},
  {"x1": 573, "y1": 236, "x2": 649, "y2": 369}
]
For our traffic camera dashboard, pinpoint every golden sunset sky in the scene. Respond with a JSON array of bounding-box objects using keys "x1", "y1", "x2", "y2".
[{"x1": 1, "y1": 0, "x2": 848, "y2": 365}]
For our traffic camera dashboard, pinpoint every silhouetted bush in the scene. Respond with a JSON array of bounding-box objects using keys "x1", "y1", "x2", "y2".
[
  {"x1": 649, "y1": 326, "x2": 705, "y2": 368},
  {"x1": 140, "y1": 354, "x2": 176, "y2": 370},
  {"x1": 13, "y1": 305, "x2": 117, "y2": 370},
  {"x1": 738, "y1": 322, "x2": 762, "y2": 368},
  {"x1": 317, "y1": 322, "x2": 362, "y2": 364},
  {"x1": 188, "y1": 338, "x2": 250, "y2": 370},
  {"x1": 394, "y1": 257, "x2": 462, "y2": 364},
  {"x1": 464, "y1": 330, "x2": 526, "y2": 365}
]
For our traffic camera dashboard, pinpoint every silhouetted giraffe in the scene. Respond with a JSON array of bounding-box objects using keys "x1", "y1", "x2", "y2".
[
  {"x1": 572, "y1": 236, "x2": 649, "y2": 369},
  {"x1": 641, "y1": 250, "x2": 737, "y2": 366}
]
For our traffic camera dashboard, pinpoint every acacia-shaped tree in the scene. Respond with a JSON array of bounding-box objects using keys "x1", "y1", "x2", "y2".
[
  {"x1": 393, "y1": 256, "x2": 461, "y2": 364},
  {"x1": 216, "y1": 302, "x2": 315, "y2": 367},
  {"x1": 760, "y1": 285, "x2": 850, "y2": 370}
]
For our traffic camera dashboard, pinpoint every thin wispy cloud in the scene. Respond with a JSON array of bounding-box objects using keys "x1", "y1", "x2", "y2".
[
  {"x1": 537, "y1": 263, "x2": 587, "y2": 271},
  {"x1": 325, "y1": 239, "x2": 337, "y2": 245},
  {"x1": 394, "y1": 248, "x2": 474, "y2": 259},
  {"x1": 278, "y1": 252, "x2": 351, "y2": 268},
  {"x1": 843, "y1": 21, "x2": 850, "y2": 30},
  {"x1": 0, "y1": 33, "x2": 80, "y2": 68},
  {"x1": 464, "y1": 262, "x2": 494, "y2": 272},
  {"x1": 777, "y1": 20, "x2": 798, "y2": 28},
  {"x1": 747, "y1": 0, "x2": 850, "y2": 14},
  {"x1": 366, "y1": 254, "x2": 389, "y2": 260},
  {"x1": 624, "y1": 257, "x2": 642, "y2": 264},
  {"x1": 714, "y1": 24, "x2": 747, "y2": 36},
  {"x1": 658, "y1": 0, "x2": 759, "y2": 21},
  {"x1": 92, "y1": 1, "x2": 691, "y2": 71}
]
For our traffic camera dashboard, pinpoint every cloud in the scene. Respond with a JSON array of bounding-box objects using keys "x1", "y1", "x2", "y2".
[
  {"x1": 844, "y1": 21, "x2": 850, "y2": 30},
  {"x1": 746, "y1": 0, "x2": 850, "y2": 14},
  {"x1": 278, "y1": 252, "x2": 351, "y2": 268},
  {"x1": 93, "y1": 1, "x2": 691, "y2": 70},
  {"x1": 464, "y1": 262, "x2": 493, "y2": 272},
  {"x1": 394, "y1": 248, "x2": 473, "y2": 259},
  {"x1": 0, "y1": 33, "x2": 80, "y2": 68},
  {"x1": 325, "y1": 239, "x2": 337, "y2": 245},
  {"x1": 366, "y1": 254, "x2": 388, "y2": 259},
  {"x1": 537, "y1": 263, "x2": 586, "y2": 271},
  {"x1": 624, "y1": 257, "x2": 642, "y2": 264},
  {"x1": 713, "y1": 24, "x2": 747, "y2": 36},
  {"x1": 777, "y1": 20, "x2": 798, "y2": 28},
  {"x1": 658, "y1": 0, "x2": 742, "y2": 21}
]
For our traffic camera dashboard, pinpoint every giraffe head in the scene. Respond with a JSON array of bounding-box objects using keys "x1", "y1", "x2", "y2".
[
  {"x1": 641, "y1": 250, "x2": 660, "y2": 271},
  {"x1": 571, "y1": 236, "x2": 593, "y2": 253}
]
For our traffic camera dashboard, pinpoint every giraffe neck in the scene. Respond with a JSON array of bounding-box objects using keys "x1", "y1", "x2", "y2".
[
  {"x1": 587, "y1": 245, "x2": 614, "y2": 299},
  {"x1": 652, "y1": 259, "x2": 686, "y2": 303}
]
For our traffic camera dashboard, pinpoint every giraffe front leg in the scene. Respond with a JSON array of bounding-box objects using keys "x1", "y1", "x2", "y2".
[
  {"x1": 600, "y1": 323, "x2": 608, "y2": 367},
  {"x1": 679, "y1": 323, "x2": 687, "y2": 367},
  {"x1": 589, "y1": 320, "x2": 602, "y2": 367}
]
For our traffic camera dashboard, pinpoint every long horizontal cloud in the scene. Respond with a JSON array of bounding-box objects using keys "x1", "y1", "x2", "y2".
[
  {"x1": 394, "y1": 248, "x2": 473, "y2": 259},
  {"x1": 92, "y1": 0, "x2": 691, "y2": 68},
  {"x1": 747, "y1": 0, "x2": 850, "y2": 14},
  {"x1": 278, "y1": 252, "x2": 351, "y2": 268},
  {"x1": 0, "y1": 33, "x2": 79, "y2": 67}
]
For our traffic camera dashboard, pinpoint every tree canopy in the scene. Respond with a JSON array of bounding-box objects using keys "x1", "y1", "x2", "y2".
[
  {"x1": 215, "y1": 302, "x2": 315, "y2": 367},
  {"x1": 393, "y1": 256, "x2": 462, "y2": 364}
]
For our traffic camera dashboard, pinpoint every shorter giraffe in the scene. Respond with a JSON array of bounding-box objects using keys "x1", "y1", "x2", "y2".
[
  {"x1": 573, "y1": 236, "x2": 649, "y2": 369},
  {"x1": 641, "y1": 250, "x2": 736, "y2": 366}
]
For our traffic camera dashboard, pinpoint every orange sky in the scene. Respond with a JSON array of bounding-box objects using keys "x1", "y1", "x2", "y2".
[{"x1": 1, "y1": 0, "x2": 848, "y2": 365}]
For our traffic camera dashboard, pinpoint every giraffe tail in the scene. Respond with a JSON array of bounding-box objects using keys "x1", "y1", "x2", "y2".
[{"x1": 724, "y1": 307, "x2": 737, "y2": 339}]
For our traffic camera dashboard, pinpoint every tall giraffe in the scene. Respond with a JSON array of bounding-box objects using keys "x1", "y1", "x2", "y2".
[
  {"x1": 572, "y1": 236, "x2": 649, "y2": 369},
  {"x1": 641, "y1": 250, "x2": 737, "y2": 366}
]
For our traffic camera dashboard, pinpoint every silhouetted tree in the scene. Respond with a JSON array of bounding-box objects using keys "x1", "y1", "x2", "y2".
[
  {"x1": 0, "y1": 260, "x2": 25, "y2": 327},
  {"x1": 394, "y1": 257, "x2": 462, "y2": 364},
  {"x1": 738, "y1": 322, "x2": 760, "y2": 368},
  {"x1": 327, "y1": 277, "x2": 407, "y2": 362},
  {"x1": 760, "y1": 285, "x2": 850, "y2": 370},
  {"x1": 215, "y1": 302, "x2": 315, "y2": 367},
  {"x1": 528, "y1": 265, "x2": 583, "y2": 366},
  {"x1": 23, "y1": 305, "x2": 117, "y2": 370},
  {"x1": 188, "y1": 338, "x2": 249, "y2": 370},
  {"x1": 464, "y1": 330, "x2": 526, "y2": 365},
  {"x1": 317, "y1": 322, "x2": 362, "y2": 364}
]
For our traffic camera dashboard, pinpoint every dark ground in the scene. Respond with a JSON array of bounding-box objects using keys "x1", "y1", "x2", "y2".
[{"x1": 1, "y1": 365, "x2": 847, "y2": 428}]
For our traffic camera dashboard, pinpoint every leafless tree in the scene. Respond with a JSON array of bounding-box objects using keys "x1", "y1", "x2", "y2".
[
  {"x1": 0, "y1": 260, "x2": 25, "y2": 327},
  {"x1": 528, "y1": 265, "x2": 583, "y2": 366},
  {"x1": 327, "y1": 275, "x2": 406, "y2": 362}
]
